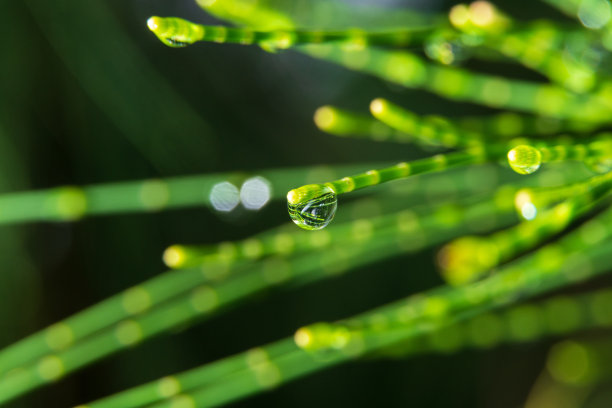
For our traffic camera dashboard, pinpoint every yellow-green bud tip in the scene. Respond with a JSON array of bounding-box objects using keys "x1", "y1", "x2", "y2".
[
  {"x1": 147, "y1": 16, "x2": 161, "y2": 32},
  {"x1": 163, "y1": 245, "x2": 186, "y2": 268},
  {"x1": 470, "y1": 1, "x2": 496, "y2": 27},
  {"x1": 437, "y1": 236, "x2": 498, "y2": 285},
  {"x1": 369, "y1": 98, "x2": 386, "y2": 115},
  {"x1": 294, "y1": 327, "x2": 313, "y2": 349},
  {"x1": 313, "y1": 106, "x2": 336, "y2": 130}
]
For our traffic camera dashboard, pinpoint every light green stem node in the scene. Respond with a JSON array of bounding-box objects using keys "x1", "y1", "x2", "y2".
[{"x1": 294, "y1": 323, "x2": 353, "y2": 352}]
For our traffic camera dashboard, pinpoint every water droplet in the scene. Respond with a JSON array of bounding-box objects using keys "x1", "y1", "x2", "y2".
[
  {"x1": 507, "y1": 145, "x2": 542, "y2": 175},
  {"x1": 424, "y1": 37, "x2": 468, "y2": 65},
  {"x1": 161, "y1": 38, "x2": 190, "y2": 48},
  {"x1": 585, "y1": 157, "x2": 612, "y2": 173},
  {"x1": 147, "y1": 16, "x2": 196, "y2": 48},
  {"x1": 578, "y1": 0, "x2": 611, "y2": 29},
  {"x1": 287, "y1": 184, "x2": 337, "y2": 230}
]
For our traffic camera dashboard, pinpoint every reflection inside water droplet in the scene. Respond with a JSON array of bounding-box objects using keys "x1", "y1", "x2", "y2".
[
  {"x1": 287, "y1": 185, "x2": 337, "y2": 230},
  {"x1": 160, "y1": 37, "x2": 190, "y2": 48}
]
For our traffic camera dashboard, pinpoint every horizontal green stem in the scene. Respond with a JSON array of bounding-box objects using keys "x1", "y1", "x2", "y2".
[
  {"x1": 169, "y1": 187, "x2": 518, "y2": 269},
  {"x1": 535, "y1": 138, "x2": 612, "y2": 163},
  {"x1": 85, "y1": 226, "x2": 612, "y2": 408},
  {"x1": 458, "y1": 112, "x2": 598, "y2": 138},
  {"x1": 0, "y1": 164, "x2": 386, "y2": 225},
  {"x1": 0, "y1": 194, "x2": 518, "y2": 405},
  {"x1": 302, "y1": 45, "x2": 612, "y2": 122},
  {"x1": 84, "y1": 283, "x2": 612, "y2": 408},
  {"x1": 379, "y1": 287, "x2": 612, "y2": 357},
  {"x1": 148, "y1": 16, "x2": 437, "y2": 49}
]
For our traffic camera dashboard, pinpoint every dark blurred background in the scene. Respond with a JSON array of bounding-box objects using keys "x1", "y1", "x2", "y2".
[{"x1": 0, "y1": 0, "x2": 582, "y2": 407}]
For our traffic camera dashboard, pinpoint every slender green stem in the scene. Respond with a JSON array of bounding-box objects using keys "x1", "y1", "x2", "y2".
[
  {"x1": 92, "y1": 279, "x2": 612, "y2": 408},
  {"x1": 80, "y1": 339, "x2": 301, "y2": 408},
  {"x1": 450, "y1": 3, "x2": 598, "y2": 92},
  {"x1": 515, "y1": 170, "x2": 612, "y2": 213},
  {"x1": 0, "y1": 194, "x2": 518, "y2": 405},
  {"x1": 540, "y1": 0, "x2": 612, "y2": 39},
  {"x1": 536, "y1": 138, "x2": 612, "y2": 163},
  {"x1": 302, "y1": 45, "x2": 612, "y2": 122},
  {"x1": 318, "y1": 103, "x2": 600, "y2": 146},
  {"x1": 370, "y1": 98, "x2": 484, "y2": 148},
  {"x1": 539, "y1": 0, "x2": 584, "y2": 18},
  {"x1": 439, "y1": 171, "x2": 612, "y2": 285},
  {"x1": 507, "y1": 137, "x2": 612, "y2": 174},
  {"x1": 288, "y1": 148, "x2": 500, "y2": 202},
  {"x1": 299, "y1": 234, "x2": 612, "y2": 358},
  {"x1": 0, "y1": 164, "x2": 383, "y2": 225},
  {"x1": 0, "y1": 242, "x2": 397, "y2": 405},
  {"x1": 378, "y1": 288, "x2": 612, "y2": 357},
  {"x1": 147, "y1": 16, "x2": 438, "y2": 49},
  {"x1": 84, "y1": 225, "x2": 612, "y2": 408},
  {"x1": 168, "y1": 188, "x2": 517, "y2": 269},
  {"x1": 313, "y1": 106, "x2": 412, "y2": 143},
  {"x1": 169, "y1": 162, "x2": 595, "y2": 269},
  {"x1": 458, "y1": 112, "x2": 598, "y2": 138},
  {"x1": 287, "y1": 146, "x2": 510, "y2": 231}
]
